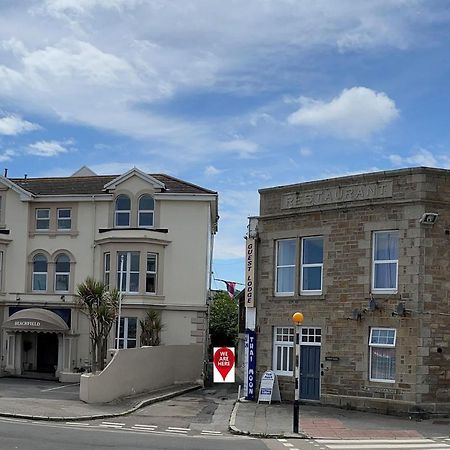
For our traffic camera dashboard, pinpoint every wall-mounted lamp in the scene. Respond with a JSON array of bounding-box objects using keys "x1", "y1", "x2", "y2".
[
  {"x1": 60, "y1": 295, "x2": 65, "y2": 301},
  {"x1": 15, "y1": 296, "x2": 20, "y2": 302},
  {"x1": 419, "y1": 212, "x2": 438, "y2": 225}
]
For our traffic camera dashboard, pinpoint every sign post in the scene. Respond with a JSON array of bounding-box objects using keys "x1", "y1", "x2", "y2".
[
  {"x1": 292, "y1": 312, "x2": 304, "y2": 434},
  {"x1": 244, "y1": 329, "x2": 256, "y2": 400},
  {"x1": 213, "y1": 347, "x2": 235, "y2": 383}
]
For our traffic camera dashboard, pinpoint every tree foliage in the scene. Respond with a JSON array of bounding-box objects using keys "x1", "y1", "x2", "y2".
[
  {"x1": 209, "y1": 291, "x2": 238, "y2": 348},
  {"x1": 140, "y1": 309, "x2": 164, "y2": 346},
  {"x1": 76, "y1": 277, "x2": 120, "y2": 372}
]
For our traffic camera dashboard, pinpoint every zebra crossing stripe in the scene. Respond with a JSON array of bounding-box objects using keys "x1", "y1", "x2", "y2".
[{"x1": 317, "y1": 439, "x2": 450, "y2": 450}]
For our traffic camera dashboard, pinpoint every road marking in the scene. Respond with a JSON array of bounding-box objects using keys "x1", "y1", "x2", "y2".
[
  {"x1": 0, "y1": 417, "x2": 29, "y2": 423},
  {"x1": 316, "y1": 439, "x2": 450, "y2": 449},
  {"x1": 40, "y1": 383, "x2": 80, "y2": 392},
  {"x1": 167, "y1": 426, "x2": 190, "y2": 431},
  {"x1": 201, "y1": 430, "x2": 222, "y2": 435},
  {"x1": 132, "y1": 424, "x2": 158, "y2": 429},
  {"x1": 99, "y1": 421, "x2": 125, "y2": 429},
  {"x1": 64, "y1": 422, "x2": 91, "y2": 427}
]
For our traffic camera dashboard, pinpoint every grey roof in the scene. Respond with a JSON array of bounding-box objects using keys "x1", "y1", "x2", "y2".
[{"x1": 10, "y1": 174, "x2": 216, "y2": 196}]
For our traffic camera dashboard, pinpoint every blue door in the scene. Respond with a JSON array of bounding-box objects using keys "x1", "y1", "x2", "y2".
[{"x1": 300, "y1": 345, "x2": 320, "y2": 400}]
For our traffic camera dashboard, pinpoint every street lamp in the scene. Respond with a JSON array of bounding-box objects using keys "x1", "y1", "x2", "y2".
[{"x1": 292, "y1": 311, "x2": 304, "y2": 434}]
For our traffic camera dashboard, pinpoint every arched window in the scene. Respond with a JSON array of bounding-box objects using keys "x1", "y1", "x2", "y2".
[
  {"x1": 55, "y1": 254, "x2": 70, "y2": 292},
  {"x1": 138, "y1": 195, "x2": 154, "y2": 227},
  {"x1": 115, "y1": 195, "x2": 131, "y2": 227},
  {"x1": 32, "y1": 254, "x2": 48, "y2": 291}
]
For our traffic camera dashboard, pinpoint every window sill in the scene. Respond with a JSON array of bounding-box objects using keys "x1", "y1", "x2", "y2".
[{"x1": 29, "y1": 230, "x2": 79, "y2": 238}]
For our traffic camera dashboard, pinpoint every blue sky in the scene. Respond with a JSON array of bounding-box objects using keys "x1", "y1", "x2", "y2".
[{"x1": 0, "y1": 1, "x2": 450, "y2": 291}]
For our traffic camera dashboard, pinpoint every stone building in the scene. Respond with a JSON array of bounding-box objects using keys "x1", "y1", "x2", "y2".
[
  {"x1": 252, "y1": 167, "x2": 450, "y2": 414},
  {"x1": 0, "y1": 167, "x2": 218, "y2": 380}
]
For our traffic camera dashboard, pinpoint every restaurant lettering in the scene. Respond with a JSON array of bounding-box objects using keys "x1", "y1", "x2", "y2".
[{"x1": 282, "y1": 181, "x2": 393, "y2": 209}]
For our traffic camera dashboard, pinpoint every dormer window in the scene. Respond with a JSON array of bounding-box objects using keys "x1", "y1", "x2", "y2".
[
  {"x1": 115, "y1": 195, "x2": 131, "y2": 227},
  {"x1": 138, "y1": 195, "x2": 154, "y2": 228}
]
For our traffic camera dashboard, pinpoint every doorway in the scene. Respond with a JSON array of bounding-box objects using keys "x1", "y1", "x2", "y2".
[
  {"x1": 36, "y1": 334, "x2": 58, "y2": 374},
  {"x1": 299, "y1": 327, "x2": 321, "y2": 401}
]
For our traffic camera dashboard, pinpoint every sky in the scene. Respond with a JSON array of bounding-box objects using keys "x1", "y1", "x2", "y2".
[{"x1": 0, "y1": 1, "x2": 450, "y2": 290}]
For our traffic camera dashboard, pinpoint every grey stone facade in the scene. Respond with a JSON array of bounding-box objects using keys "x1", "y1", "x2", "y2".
[{"x1": 254, "y1": 167, "x2": 450, "y2": 414}]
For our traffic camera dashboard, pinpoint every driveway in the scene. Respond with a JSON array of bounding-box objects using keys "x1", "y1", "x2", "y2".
[{"x1": 0, "y1": 377, "x2": 80, "y2": 401}]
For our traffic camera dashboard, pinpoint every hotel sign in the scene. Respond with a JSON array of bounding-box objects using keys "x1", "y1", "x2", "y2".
[
  {"x1": 282, "y1": 181, "x2": 393, "y2": 210},
  {"x1": 14, "y1": 321, "x2": 40, "y2": 327},
  {"x1": 245, "y1": 238, "x2": 255, "y2": 307}
]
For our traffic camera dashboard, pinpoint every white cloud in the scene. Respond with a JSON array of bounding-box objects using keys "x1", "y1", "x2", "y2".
[
  {"x1": 204, "y1": 165, "x2": 221, "y2": 176},
  {"x1": 388, "y1": 149, "x2": 438, "y2": 167},
  {"x1": 28, "y1": 140, "x2": 71, "y2": 157},
  {"x1": 220, "y1": 139, "x2": 259, "y2": 158},
  {"x1": 0, "y1": 149, "x2": 17, "y2": 162},
  {"x1": 0, "y1": 114, "x2": 40, "y2": 135},
  {"x1": 288, "y1": 87, "x2": 399, "y2": 139},
  {"x1": 299, "y1": 147, "x2": 312, "y2": 157}
]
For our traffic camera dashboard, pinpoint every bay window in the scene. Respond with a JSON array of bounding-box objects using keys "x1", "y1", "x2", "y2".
[{"x1": 146, "y1": 253, "x2": 157, "y2": 293}]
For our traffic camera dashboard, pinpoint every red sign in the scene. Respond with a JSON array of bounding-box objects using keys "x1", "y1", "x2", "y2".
[{"x1": 213, "y1": 347, "x2": 235, "y2": 382}]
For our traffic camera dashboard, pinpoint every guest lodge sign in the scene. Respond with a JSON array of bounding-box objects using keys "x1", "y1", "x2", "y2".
[{"x1": 282, "y1": 181, "x2": 393, "y2": 209}]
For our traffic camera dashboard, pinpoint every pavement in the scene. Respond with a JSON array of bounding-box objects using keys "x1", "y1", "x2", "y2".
[{"x1": 0, "y1": 377, "x2": 449, "y2": 440}]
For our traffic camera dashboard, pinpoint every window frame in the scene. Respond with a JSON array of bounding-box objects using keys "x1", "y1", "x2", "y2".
[
  {"x1": 115, "y1": 317, "x2": 137, "y2": 349},
  {"x1": 57, "y1": 208, "x2": 72, "y2": 231},
  {"x1": 372, "y1": 230, "x2": 399, "y2": 294},
  {"x1": 138, "y1": 195, "x2": 155, "y2": 228},
  {"x1": 369, "y1": 327, "x2": 397, "y2": 383},
  {"x1": 272, "y1": 326, "x2": 294, "y2": 376},
  {"x1": 275, "y1": 239, "x2": 296, "y2": 296},
  {"x1": 114, "y1": 195, "x2": 131, "y2": 228},
  {"x1": 146, "y1": 253, "x2": 157, "y2": 294},
  {"x1": 103, "y1": 252, "x2": 111, "y2": 288},
  {"x1": 36, "y1": 208, "x2": 50, "y2": 231},
  {"x1": 54, "y1": 253, "x2": 70, "y2": 293},
  {"x1": 300, "y1": 236, "x2": 324, "y2": 295},
  {"x1": 32, "y1": 254, "x2": 48, "y2": 292},
  {"x1": 117, "y1": 251, "x2": 140, "y2": 293}
]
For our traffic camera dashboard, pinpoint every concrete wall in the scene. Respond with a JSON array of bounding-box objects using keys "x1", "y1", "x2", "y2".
[{"x1": 80, "y1": 344, "x2": 203, "y2": 403}]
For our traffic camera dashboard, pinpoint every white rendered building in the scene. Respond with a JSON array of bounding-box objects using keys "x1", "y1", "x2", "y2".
[{"x1": 0, "y1": 167, "x2": 218, "y2": 379}]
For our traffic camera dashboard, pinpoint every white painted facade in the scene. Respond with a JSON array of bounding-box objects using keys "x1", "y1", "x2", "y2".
[{"x1": 0, "y1": 168, "x2": 218, "y2": 380}]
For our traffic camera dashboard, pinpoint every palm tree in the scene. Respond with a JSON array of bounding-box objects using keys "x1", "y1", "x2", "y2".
[
  {"x1": 77, "y1": 277, "x2": 120, "y2": 372},
  {"x1": 140, "y1": 309, "x2": 164, "y2": 346}
]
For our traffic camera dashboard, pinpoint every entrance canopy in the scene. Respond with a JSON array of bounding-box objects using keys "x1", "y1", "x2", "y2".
[{"x1": 2, "y1": 308, "x2": 69, "y2": 333}]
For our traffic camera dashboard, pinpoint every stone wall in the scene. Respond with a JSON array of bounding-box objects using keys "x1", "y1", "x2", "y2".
[{"x1": 255, "y1": 168, "x2": 450, "y2": 414}]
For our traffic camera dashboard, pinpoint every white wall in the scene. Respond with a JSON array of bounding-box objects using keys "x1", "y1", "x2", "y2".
[{"x1": 80, "y1": 344, "x2": 203, "y2": 403}]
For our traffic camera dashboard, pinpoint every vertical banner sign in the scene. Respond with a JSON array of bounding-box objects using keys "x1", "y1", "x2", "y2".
[
  {"x1": 213, "y1": 347, "x2": 235, "y2": 383},
  {"x1": 245, "y1": 329, "x2": 256, "y2": 400},
  {"x1": 245, "y1": 238, "x2": 255, "y2": 307}
]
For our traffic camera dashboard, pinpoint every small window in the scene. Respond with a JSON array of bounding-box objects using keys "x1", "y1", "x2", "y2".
[
  {"x1": 57, "y1": 208, "x2": 72, "y2": 230},
  {"x1": 115, "y1": 317, "x2": 137, "y2": 349},
  {"x1": 372, "y1": 231, "x2": 399, "y2": 292},
  {"x1": 275, "y1": 239, "x2": 296, "y2": 295},
  {"x1": 369, "y1": 328, "x2": 396, "y2": 382},
  {"x1": 55, "y1": 254, "x2": 70, "y2": 292},
  {"x1": 103, "y1": 253, "x2": 110, "y2": 288},
  {"x1": 146, "y1": 253, "x2": 157, "y2": 293},
  {"x1": 117, "y1": 252, "x2": 140, "y2": 293},
  {"x1": 301, "y1": 327, "x2": 321, "y2": 344},
  {"x1": 138, "y1": 195, "x2": 154, "y2": 227},
  {"x1": 115, "y1": 195, "x2": 131, "y2": 227},
  {"x1": 273, "y1": 326, "x2": 294, "y2": 375},
  {"x1": 36, "y1": 209, "x2": 50, "y2": 230},
  {"x1": 32, "y1": 254, "x2": 48, "y2": 291},
  {"x1": 301, "y1": 237, "x2": 323, "y2": 294}
]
